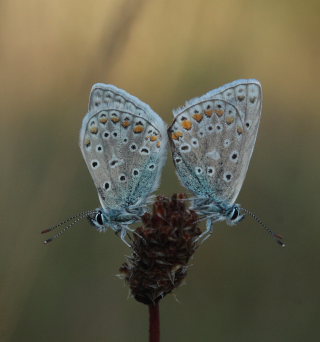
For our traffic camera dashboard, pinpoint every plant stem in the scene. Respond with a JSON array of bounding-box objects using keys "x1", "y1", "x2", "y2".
[{"x1": 149, "y1": 303, "x2": 160, "y2": 342}]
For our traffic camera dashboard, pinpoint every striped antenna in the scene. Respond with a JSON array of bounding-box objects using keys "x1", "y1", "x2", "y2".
[
  {"x1": 41, "y1": 210, "x2": 96, "y2": 234},
  {"x1": 41, "y1": 210, "x2": 97, "y2": 244},
  {"x1": 241, "y1": 208, "x2": 285, "y2": 247}
]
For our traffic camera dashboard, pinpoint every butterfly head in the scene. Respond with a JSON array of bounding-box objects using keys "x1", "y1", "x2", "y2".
[
  {"x1": 87, "y1": 209, "x2": 110, "y2": 232},
  {"x1": 225, "y1": 204, "x2": 245, "y2": 226},
  {"x1": 87, "y1": 207, "x2": 144, "y2": 232}
]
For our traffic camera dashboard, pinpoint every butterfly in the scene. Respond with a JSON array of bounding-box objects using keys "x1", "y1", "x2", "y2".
[
  {"x1": 42, "y1": 84, "x2": 168, "y2": 245},
  {"x1": 168, "y1": 79, "x2": 284, "y2": 246}
]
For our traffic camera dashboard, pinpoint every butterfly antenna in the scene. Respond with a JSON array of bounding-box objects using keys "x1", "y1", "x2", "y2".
[
  {"x1": 42, "y1": 214, "x2": 90, "y2": 244},
  {"x1": 241, "y1": 208, "x2": 285, "y2": 247},
  {"x1": 41, "y1": 210, "x2": 96, "y2": 234}
]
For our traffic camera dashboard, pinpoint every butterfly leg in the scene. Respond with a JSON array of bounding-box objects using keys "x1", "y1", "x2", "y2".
[
  {"x1": 119, "y1": 228, "x2": 131, "y2": 247},
  {"x1": 124, "y1": 225, "x2": 146, "y2": 244},
  {"x1": 194, "y1": 218, "x2": 214, "y2": 243}
]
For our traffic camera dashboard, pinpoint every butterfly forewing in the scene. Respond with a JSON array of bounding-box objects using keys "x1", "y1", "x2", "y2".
[
  {"x1": 168, "y1": 79, "x2": 262, "y2": 204},
  {"x1": 80, "y1": 84, "x2": 167, "y2": 210}
]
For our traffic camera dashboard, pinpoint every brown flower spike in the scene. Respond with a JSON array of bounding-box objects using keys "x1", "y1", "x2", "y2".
[{"x1": 119, "y1": 194, "x2": 202, "y2": 305}]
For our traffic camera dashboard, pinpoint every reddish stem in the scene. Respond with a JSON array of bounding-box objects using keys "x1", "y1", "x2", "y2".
[{"x1": 149, "y1": 303, "x2": 160, "y2": 342}]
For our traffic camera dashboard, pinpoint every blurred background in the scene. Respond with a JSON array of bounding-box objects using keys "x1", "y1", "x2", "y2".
[{"x1": 1, "y1": 0, "x2": 319, "y2": 341}]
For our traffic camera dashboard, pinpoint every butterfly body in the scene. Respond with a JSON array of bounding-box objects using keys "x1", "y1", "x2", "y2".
[
  {"x1": 43, "y1": 79, "x2": 284, "y2": 246},
  {"x1": 168, "y1": 79, "x2": 262, "y2": 237},
  {"x1": 80, "y1": 84, "x2": 167, "y2": 242}
]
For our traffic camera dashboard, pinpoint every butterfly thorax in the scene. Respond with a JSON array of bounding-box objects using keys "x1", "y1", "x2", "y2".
[
  {"x1": 88, "y1": 207, "x2": 144, "y2": 232},
  {"x1": 193, "y1": 198, "x2": 244, "y2": 226}
]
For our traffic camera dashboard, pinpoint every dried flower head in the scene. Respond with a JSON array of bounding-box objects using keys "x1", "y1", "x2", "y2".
[{"x1": 119, "y1": 194, "x2": 202, "y2": 305}]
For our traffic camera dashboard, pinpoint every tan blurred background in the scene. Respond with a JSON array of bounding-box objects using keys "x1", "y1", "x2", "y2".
[{"x1": 1, "y1": 0, "x2": 319, "y2": 341}]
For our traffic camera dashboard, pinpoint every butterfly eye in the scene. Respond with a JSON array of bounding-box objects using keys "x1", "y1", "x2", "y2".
[
  {"x1": 96, "y1": 212, "x2": 104, "y2": 226},
  {"x1": 230, "y1": 207, "x2": 239, "y2": 221}
]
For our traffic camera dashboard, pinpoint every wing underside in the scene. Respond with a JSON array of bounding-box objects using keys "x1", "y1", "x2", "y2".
[
  {"x1": 168, "y1": 79, "x2": 262, "y2": 204},
  {"x1": 80, "y1": 84, "x2": 168, "y2": 209}
]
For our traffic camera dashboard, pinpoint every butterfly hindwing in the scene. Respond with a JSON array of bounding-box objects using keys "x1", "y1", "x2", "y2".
[
  {"x1": 80, "y1": 84, "x2": 168, "y2": 210},
  {"x1": 168, "y1": 79, "x2": 262, "y2": 204}
]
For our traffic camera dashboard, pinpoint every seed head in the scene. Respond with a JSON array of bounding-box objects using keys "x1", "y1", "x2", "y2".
[{"x1": 119, "y1": 194, "x2": 201, "y2": 305}]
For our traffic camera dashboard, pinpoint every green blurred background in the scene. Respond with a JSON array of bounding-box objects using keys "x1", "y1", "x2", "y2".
[{"x1": 1, "y1": 0, "x2": 319, "y2": 341}]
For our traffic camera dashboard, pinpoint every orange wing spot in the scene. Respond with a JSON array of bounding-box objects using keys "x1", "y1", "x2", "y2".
[
  {"x1": 226, "y1": 117, "x2": 235, "y2": 125},
  {"x1": 192, "y1": 113, "x2": 203, "y2": 122},
  {"x1": 85, "y1": 138, "x2": 91, "y2": 147},
  {"x1": 111, "y1": 117, "x2": 120, "y2": 123},
  {"x1": 133, "y1": 125, "x2": 144, "y2": 133},
  {"x1": 171, "y1": 131, "x2": 183, "y2": 140},
  {"x1": 150, "y1": 135, "x2": 158, "y2": 141},
  {"x1": 157, "y1": 141, "x2": 161, "y2": 148},
  {"x1": 237, "y1": 126, "x2": 243, "y2": 134},
  {"x1": 181, "y1": 120, "x2": 192, "y2": 130},
  {"x1": 214, "y1": 109, "x2": 224, "y2": 117},
  {"x1": 122, "y1": 121, "x2": 131, "y2": 128},
  {"x1": 99, "y1": 117, "x2": 108, "y2": 123},
  {"x1": 90, "y1": 126, "x2": 98, "y2": 134},
  {"x1": 204, "y1": 109, "x2": 213, "y2": 117}
]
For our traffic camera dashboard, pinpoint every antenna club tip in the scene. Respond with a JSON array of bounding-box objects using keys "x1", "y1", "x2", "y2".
[
  {"x1": 277, "y1": 240, "x2": 286, "y2": 247},
  {"x1": 43, "y1": 238, "x2": 52, "y2": 244},
  {"x1": 41, "y1": 229, "x2": 51, "y2": 234}
]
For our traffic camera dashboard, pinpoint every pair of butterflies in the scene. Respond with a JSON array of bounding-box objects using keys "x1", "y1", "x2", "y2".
[{"x1": 43, "y1": 79, "x2": 284, "y2": 247}]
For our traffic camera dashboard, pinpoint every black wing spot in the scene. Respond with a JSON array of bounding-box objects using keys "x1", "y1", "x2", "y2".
[
  {"x1": 130, "y1": 144, "x2": 137, "y2": 151},
  {"x1": 119, "y1": 174, "x2": 126, "y2": 182}
]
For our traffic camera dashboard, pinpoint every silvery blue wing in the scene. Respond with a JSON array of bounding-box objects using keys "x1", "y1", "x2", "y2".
[
  {"x1": 43, "y1": 84, "x2": 167, "y2": 245},
  {"x1": 168, "y1": 79, "x2": 276, "y2": 241},
  {"x1": 80, "y1": 84, "x2": 168, "y2": 243}
]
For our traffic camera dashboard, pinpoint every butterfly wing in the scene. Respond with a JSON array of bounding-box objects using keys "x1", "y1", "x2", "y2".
[
  {"x1": 80, "y1": 84, "x2": 167, "y2": 210},
  {"x1": 168, "y1": 79, "x2": 262, "y2": 204}
]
